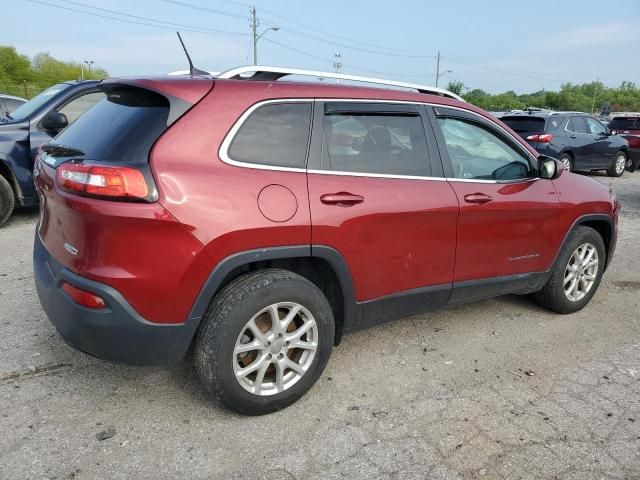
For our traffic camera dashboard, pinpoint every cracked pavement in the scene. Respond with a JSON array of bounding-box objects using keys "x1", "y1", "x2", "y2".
[{"x1": 1, "y1": 172, "x2": 639, "y2": 479}]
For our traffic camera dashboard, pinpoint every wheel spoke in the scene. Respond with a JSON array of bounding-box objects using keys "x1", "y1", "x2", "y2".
[
  {"x1": 253, "y1": 359, "x2": 270, "y2": 395},
  {"x1": 268, "y1": 305, "x2": 281, "y2": 333},
  {"x1": 582, "y1": 248, "x2": 595, "y2": 267},
  {"x1": 285, "y1": 320, "x2": 314, "y2": 342},
  {"x1": 281, "y1": 356, "x2": 305, "y2": 375},
  {"x1": 583, "y1": 273, "x2": 596, "y2": 281},
  {"x1": 236, "y1": 353, "x2": 268, "y2": 379},
  {"x1": 274, "y1": 360, "x2": 284, "y2": 393},
  {"x1": 247, "y1": 318, "x2": 268, "y2": 344},
  {"x1": 234, "y1": 340, "x2": 264, "y2": 355},
  {"x1": 280, "y1": 304, "x2": 301, "y2": 332},
  {"x1": 288, "y1": 340, "x2": 317, "y2": 351},
  {"x1": 564, "y1": 271, "x2": 575, "y2": 285}
]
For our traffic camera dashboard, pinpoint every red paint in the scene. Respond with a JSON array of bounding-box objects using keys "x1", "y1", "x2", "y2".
[{"x1": 35, "y1": 75, "x2": 619, "y2": 325}]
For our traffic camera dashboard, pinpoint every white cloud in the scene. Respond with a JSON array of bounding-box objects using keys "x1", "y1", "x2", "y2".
[
  {"x1": 539, "y1": 23, "x2": 638, "y2": 49},
  {"x1": 14, "y1": 32, "x2": 248, "y2": 76}
]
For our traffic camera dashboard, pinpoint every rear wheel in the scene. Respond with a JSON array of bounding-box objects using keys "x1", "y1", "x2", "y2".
[
  {"x1": 195, "y1": 269, "x2": 334, "y2": 415},
  {"x1": 0, "y1": 175, "x2": 15, "y2": 227},
  {"x1": 559, "y1": 153, "x2": 573, "y2": 172},
  {"x1": 607, "y1": 151, "x2": 626, "y2": 177},
  {"x1": 533, "y1": 226, "x2": 605, "y2": 314}
]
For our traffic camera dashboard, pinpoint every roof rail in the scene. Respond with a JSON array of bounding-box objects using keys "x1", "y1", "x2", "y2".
[{"x1": 216, "y1": 65, "x2": 465, "y2": 102}]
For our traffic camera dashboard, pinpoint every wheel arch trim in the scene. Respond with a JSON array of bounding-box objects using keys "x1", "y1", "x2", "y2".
[{"x1": 554, "y1": 213, "x2": 615, "y2": 270}]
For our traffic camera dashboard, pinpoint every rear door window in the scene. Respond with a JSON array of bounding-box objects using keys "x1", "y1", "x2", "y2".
[
  {"x1": 228, "y1": 102, "x2": 312, "y2": 169},
  {"x1": 322, "y1": 105, "x2": 430, "y2": 176},
  {"x1": 568, "y1": 116, "x2": 589, "y2": 134},
  {"x1": 52, "y1": 87, "x2": 170, "y2": 164}
]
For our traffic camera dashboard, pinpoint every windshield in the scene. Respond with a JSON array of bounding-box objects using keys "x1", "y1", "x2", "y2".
[{"x1": 3, "y1": 84, "x2": 70, "y2": 123}]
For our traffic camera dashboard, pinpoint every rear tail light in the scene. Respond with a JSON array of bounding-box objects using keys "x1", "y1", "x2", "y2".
[
  {"x1": 62, "y1": 282, "x2": 106, "y2": 309},
  {"x1": 56, "y1": 162, "x2": 149, "y2": 200},
  {"x1": 526, "y1": 133, "x2": 553, "y2": 143}
]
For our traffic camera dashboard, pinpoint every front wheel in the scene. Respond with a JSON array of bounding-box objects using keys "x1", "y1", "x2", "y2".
[
  {"x1": 559, "y1": 153, "x2": 573, "y2": 172},
  {"x1": 607, "y1": 151, "x2": 626, "y2": 177},
  {"x1": 0, "y1": 175, "x2": 15, "y2": 227},
  {"x1": 195, "y1": 269, "x2": 335, "y2": 415},
  {"x1": 533, "y1": 226, "x2": 605, "y2": 314}
]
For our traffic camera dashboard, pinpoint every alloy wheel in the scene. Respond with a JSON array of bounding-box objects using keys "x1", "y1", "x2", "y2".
[
  {"x1": 615, "y1": 154, "x2": 626, "y2": 175},
  {"x1": 233, "y1": 302, "x2": 318, "y2": 396},
  {"x1": 563, "y1": 243, "x2": 599, "y2": 302}
]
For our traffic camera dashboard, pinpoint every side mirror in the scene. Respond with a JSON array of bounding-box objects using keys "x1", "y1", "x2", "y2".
[
  {"x1": 538, "y1": 155, "x2": 564, "y2": 180},
  {"x1": 41, "y1": 111, "x2": 68, "y2": 131}
]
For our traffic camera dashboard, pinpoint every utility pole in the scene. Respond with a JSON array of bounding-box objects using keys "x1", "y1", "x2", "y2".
[
  {"x1": 80, "y1": 62, "x2": 84, "y2": 81},
  {"x1": 435, "y1": 51, "x2": 441, "y2": 87},
  {"x1": 251, "y1": 6, "x2": 258, "y2": 65},
  {"x1": 334, "y1": 52, "x2": 342, "y2": 83},
  {"x1": 591, "y1": 78, "x2": 599, "y2": 113}
]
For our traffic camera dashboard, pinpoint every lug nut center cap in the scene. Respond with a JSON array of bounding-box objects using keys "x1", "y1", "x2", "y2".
[{"x1": 269, "y1": 340, "x2": 283, "y2": 354}]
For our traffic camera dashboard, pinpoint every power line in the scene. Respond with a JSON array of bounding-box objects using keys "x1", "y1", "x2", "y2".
[
  {"x1": 160, "y1": 0, "x2": 247, "y2": 20},
  {"x1": 24, "y1": 0, "x2": 249, "y2": 36}
]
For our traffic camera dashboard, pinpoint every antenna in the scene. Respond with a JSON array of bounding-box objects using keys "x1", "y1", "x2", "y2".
[{"x1": 176, "y1": 32, "x2": 210, "y2": 76}]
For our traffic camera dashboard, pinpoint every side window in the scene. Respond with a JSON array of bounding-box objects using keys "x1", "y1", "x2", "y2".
[
  {"x1": 586, "y1": 117, "x2": 607, "y2": 135},
  {"x1": 228, "y1": 103, "x2": 312, "y2": 168},
  {"x1": 568, "y1": 116, "x2": 589, "y2": 134},
  {"x1": 57, "y1": 91, "x2": 106, "y2": 125},
  {"x1": 437, "y1": 117, "x2": 532, "y2": 181},
  {"x1": 323, "y1": 111, "x2": 429, "y2": 176},
  {"x1": 5, "y1": 99, "x2": 24, "y2": 112}
]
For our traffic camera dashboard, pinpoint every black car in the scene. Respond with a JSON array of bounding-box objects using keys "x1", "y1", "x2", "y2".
[
  {"x1": 0, "y1": 80, "x2": 105, "y2": 226},
  {"x1": 500, "y1": 111, "x2": 630, "y2": 176},
  {"x1": 0, "y1": 94, "x2": 27, "y2": 118}
]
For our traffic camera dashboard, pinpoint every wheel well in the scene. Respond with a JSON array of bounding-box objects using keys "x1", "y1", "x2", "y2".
[
  {"x1": 578, "y1": 219, "x2": 612, "y2": 261},
  {"x1": 561, "y1": 150, "x2": 574, "y2": 160},
  {"x1": 218, "y1": 257, "x2": 346, "y2": 345}
]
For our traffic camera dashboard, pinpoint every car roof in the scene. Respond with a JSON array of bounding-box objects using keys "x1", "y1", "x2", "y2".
[{"x1": 0, "y1": 93, "x2": 27, "y2": 101}]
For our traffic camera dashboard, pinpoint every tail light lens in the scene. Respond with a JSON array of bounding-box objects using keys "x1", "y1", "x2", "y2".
[
  {"x1": 62, "y1": 282, "x2": 106, "y2": 309},
  {"x1": 56, "y1": 162, "x2": 150, "y2": 200},
  {"x1": 526, "y1": 133, "x2": 554, "y2": 143}
]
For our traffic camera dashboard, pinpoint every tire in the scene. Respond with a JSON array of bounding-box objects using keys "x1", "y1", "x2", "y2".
[
  {"x1": 625, "y1": 154, "x2": 638, "y2": 173},
  {"x1": 607, "y1": 151, "x2": 626, "y2": 177},
  {"x1": 559, "y1": 153, "x2": 573, "y2": 172},
  {"x1": 0, "y1": 175, "x2": 15, "y2": 227},
  {"x1": 533, "y1": 226, "x2": 606, "y2": 314},
  {"x1": 195, "y1": 268, "x2": 335, "y2": 415}
]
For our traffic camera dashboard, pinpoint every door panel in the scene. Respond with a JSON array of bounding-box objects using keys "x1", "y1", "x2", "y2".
[
  {"x1": 431, "y1": 108, "x2": 561, "y2": 282},
  {"x1": 448, "y1": 179, "x2": 560, "y2": 281},
  {"x1": 586, "y1": 117, "x2": 615, "y2": 168},
  {"x1": 307, "y1": 102, "x2": 459, "y2": 304}
]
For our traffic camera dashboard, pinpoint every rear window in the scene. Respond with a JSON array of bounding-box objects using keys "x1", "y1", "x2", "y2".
[
  {"x1": 609, "y1": 117, "x2": 640, "y2": 130},
  {"x1": 53, "y1": 87, "x2": 170, "y2": 163},
  {"x1": 501, "y1": 117, "x2": 546, "y2": 134}
]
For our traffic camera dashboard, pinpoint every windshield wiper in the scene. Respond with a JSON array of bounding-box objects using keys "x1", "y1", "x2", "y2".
[{"x1": 41, "y1": 143, "x2": 85, "y2": 157}]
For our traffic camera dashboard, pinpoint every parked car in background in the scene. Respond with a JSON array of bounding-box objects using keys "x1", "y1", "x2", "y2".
[
  {"x1": 608, "y1": 115, "x2": 640, "y2": 172},
  {"x1": 500, "y1": 111, "x2": 630, "y2": 176},
  {"x1": 0, "y1": 80, "x2": 104, "y2": 226},
  {"x1": 0, "y1": 94, "x2": 27, "y2": 118},
  {"x1": 34, "y1": 66, "x2": 619, "y2": 415}
]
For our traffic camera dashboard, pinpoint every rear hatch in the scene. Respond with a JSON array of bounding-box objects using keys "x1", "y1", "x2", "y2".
[
  {"x1": 500, "y1": 116, "x2": 551, "y2": 149},
  {"x1": 34, "y1": 77, "x2": 213, "y2": 322},
  {"x1": 609, "y1": 117, "x2": 640, "y2": 148}
]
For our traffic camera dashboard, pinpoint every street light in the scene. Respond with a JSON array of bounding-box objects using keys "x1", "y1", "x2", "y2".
[
  {"x1": 80, "y1": 60, "x2": 94, "y2": 81},
  {"x1": 436, "y1": 69, "x2": 452, "y2": 87},
  {"x1": 253, "y1": 27, "x2": 279, "y2": 64}
]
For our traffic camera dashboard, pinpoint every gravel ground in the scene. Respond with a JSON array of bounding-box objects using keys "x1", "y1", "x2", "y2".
[{"x1": 1, "y1": 172, "x2": 639, "y2": 480}]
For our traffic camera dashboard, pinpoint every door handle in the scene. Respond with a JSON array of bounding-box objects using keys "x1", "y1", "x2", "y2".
[
  {"x1": 320, "y1": 192, "x2": 364, "y2": 206},
  {"x1": 463, "y1": 193, "x2": 493, "y2": 205},
  {"x1": 570, "y1": 135, "x2": 577, "y2": 139}
]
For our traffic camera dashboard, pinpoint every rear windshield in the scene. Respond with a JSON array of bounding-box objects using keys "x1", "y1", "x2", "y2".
[
  {"x1": 52, "y1": 87, "x2": 170, "y2": 163},
  {"x1": 501, "y1": 116, "x2": 546, "y2": 134},
  {"x1": 609, "y1": 118, "x2": 640, "y2": 130}
]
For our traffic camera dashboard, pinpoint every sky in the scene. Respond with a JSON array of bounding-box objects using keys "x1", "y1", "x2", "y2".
[{"x1": 4, "y1": 0, "x2": 640, "y2": 94}]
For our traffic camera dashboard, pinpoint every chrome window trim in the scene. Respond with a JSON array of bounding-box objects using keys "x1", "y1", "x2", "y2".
[{"x1": 218, "y1": 98, "x2": 540, "y2": 184}]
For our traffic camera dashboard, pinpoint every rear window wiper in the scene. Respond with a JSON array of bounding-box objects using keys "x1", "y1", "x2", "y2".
[{"x1": 41, "y1": 143, "x2": 85, "y2": 158}]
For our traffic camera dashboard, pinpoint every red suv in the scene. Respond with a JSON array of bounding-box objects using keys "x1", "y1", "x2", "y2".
[{"x1": 34, "y1": 67, "x2": 620, "y2": 414}]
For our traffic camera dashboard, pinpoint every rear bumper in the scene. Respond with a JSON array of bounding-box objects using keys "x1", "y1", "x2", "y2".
[{"x1": 33, "y1": 233, "x2": 197, "y2": 366}]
